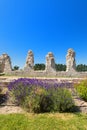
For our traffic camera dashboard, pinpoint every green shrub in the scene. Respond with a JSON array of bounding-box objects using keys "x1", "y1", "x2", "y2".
[
  {"x1": 50, "y1": 88, "x2": 74, "y2": 112},
  {"x1": 22, "y1": 87, "x2": 47, "y2": 113},
  {"x1": 8, "y1": 78, "x2": 75, "y2": 113},
  {"x1": 20, "y1": 87, "x2": 74, "y2": 113},
  {"x1": 75, "y1": 79, "x2": 87, "y2": 101}
]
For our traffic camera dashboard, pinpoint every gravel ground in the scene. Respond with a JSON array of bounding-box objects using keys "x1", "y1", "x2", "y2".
[{"x1": 0, "y1": 105, "x2": 24, "y2": 114}]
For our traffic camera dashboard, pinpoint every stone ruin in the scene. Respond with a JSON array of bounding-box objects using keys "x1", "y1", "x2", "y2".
[
  {"x1": 45, "y1": 52, "x2": 56, "y2": 72},
  {"x1": 24, "y1": 50, "x2": 34, "y2": 70},
  {"x1": 1, "y1": 48, "x2": 87, "y2": 77},
  {"x1": 66, "y1": 48, "x2": 76, "y2": 72},
  {"x1": 0, "y1": 53, "x2": 12, "y2": 73}
]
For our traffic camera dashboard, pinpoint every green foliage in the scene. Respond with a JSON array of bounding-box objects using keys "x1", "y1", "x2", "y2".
[
  {"x1": 76, "y1": 64, "x2": 87, "y2": 72},
  {"x1": 55, "y1": 64, "x2": 66, "y2": 71},
  {"x1": 8, "y1": 78, "x2": 74, "y2": 113},
  {"x1": 50, "y1": 88, "x2": 74, "y2": 112},
  {"x1": 75, "y1": 79, "x2": 87, "y2": 101},
  {"x1": 0, "y1": 113, "x2": 87, "y2": 130},
  {"x1": 12, "y1": 65, "x2": 19, "y2": 71},
  {"x1": 22, "y1": 87, "x2": 74, "y2": 113},
  {"x1": 34, "y1": 63, "x2": 45, "y2": 70},
  {"x1": 23, "y1": 88, "x2": 43, "y2": 112},
  {"x1": 24, "y1": 88, "x2": 54, "y2": 113},
  {"x1": 33, "y1": 63, "x2": 87, "y2": 72}
]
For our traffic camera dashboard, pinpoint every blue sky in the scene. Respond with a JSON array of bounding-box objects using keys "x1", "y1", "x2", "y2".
[{"x1": 0, "y1": 0, "x2": 87, "y2": 68}]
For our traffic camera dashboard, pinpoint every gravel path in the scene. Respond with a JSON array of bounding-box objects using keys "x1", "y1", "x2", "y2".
[{"x1": 0, "y1": 105, "x2": 24, "y2": 114}]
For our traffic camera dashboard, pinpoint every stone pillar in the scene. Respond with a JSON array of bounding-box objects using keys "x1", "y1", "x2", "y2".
[
  {"x1": 45, "y1": 52, "x2": 56, "y2": 72},
  {"x1": 66, "y1": 48, "x2": 76, "y2": 72},
  {"x1": 24, "y1": 50, "x2": 34, "y2": 70},
  {"x1": 0, "y1": 53, "x2": 12, "y2": 73}
]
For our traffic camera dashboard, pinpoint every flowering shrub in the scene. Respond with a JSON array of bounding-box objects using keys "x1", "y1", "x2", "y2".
[
  {"x1": 8, "y1": 78, "x2": 75, "y2": 113},
  {"x1": 74, "y1": 79, "x2": 87, "y2": 101}
]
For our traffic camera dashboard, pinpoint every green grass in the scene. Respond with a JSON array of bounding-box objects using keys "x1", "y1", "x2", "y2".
[{"x1": 0, "y1": 113, "x2": 87, "y2": 130}]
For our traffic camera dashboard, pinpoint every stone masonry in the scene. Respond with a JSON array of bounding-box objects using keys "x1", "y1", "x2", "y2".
[
  {"x1": 4, "y1": 48, "x2": 87, "y2": 77},
  {"x1": 24, "y1": 50, "x2": 34, "y2": 70},
  {"x1": 2, "y1": 48, "x2": 87, "y2": 78},
  {"x1": 0, "y1": 53, "x2": 12, "y2": 73},
  {"x1": 45, "y1": 52, "x2": 56, "y2": 72},
  {"x1": 66, "y1": 48, "x2": 76, "y2": 72}
]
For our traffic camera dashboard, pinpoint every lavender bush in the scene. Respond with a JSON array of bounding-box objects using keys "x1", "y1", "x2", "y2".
[{"x1": 8, "y1": 78, "x2": 75, "y2": 113}]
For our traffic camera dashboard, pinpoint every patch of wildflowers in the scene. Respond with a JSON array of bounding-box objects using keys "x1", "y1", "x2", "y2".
[{"x1": 7, "y1": 78, "x2": 75, "y2": 112}]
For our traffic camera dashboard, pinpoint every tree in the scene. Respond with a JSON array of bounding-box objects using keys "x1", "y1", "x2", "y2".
[
  {"x1": 34, "y1": 64, "x2": 45, "y2": 70},
  {"x1": 13, "y1": 65, "x2": 19, "y2": 71},
  {"x1": 76, "y1": 64, "x2": 87, "y2": 72},
  {"x1": 55, "y1": 64, "x2": 66, "y2": 71}
]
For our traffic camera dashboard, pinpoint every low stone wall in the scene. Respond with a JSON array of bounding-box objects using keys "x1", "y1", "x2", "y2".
[{"x1": 6, "y1": 69, "x2": 87, "y2": 78}]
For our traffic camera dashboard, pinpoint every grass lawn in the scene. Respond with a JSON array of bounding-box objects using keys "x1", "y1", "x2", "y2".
[{"x1": 0, "y1": 113, "x2": 87, "y2": 130}]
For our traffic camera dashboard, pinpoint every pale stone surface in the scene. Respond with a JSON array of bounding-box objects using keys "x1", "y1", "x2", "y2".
[
  {"x1": 45, "y1": 52, "x2": 56, "y2": 72},
  {"x1": 0, "y1": 53, "x2": 12, "y2": 73},
  {"x1": 24, "y1": 50, "x2": 34, "y2": 69},
  {"x1": 66, "y1": 48, "x2": 76, "y2": 72},
  {"x1": 0, "y1": 106, "x2": 24, "y2": 114}
]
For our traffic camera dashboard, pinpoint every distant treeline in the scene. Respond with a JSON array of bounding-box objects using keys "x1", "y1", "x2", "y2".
[
  {"x1": 34, "y1": 63, "x2": 87, "y2": 72},
  {"x1": 7, "y1": 64, "x2": 87, "y2": 72},
  {"x1": 34, "y1": 64, "x2": 66, "y2": 71}
]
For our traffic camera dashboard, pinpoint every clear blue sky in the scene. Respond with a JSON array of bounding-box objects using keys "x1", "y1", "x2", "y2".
[{"x1": 0, "y1": 0, "x2": 87, "y2": 68}]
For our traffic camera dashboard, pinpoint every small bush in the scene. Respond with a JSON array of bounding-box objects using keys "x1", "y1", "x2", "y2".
[
  {"x1": 8, "y1": 78, "x2": 75, "y2": 113},
  {"x1": 48, "y1": 87, "x2": 74, "y2": 112},
  {"x1": 22, "y1": 87, "x2": 47, "y2": 113},
  {"x1": 8, "y1": 78, "x2": 34, "y2": 105},
  {"x1": 74, "y1": 79, "x2": 87, "y2": 101}
]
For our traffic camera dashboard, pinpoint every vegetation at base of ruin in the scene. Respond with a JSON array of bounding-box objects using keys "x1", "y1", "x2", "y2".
[
  {"x1": 34, "y1": 63, "x2": 45, "y2": 70},
  {"x1": 76, "y1": 64, "x2": 87, "y2": 72},
  {"x1": 12, "y1": 65, "x2": 19, "y2": 71},
  {"x1": 74, "y1": 79, "x2": 87, "y2": 101},
  {"x1": 33, "y1": 63, "x2": 87, "y2": 72},
  {"x1": 7, "y1": 78, "x2": 75, "y2": 113},
  {"x1": 0, "y1": 113, "x2": 87, "y2": 130},
  {"x1": 34, "y1": 63, "x2": 66, "y2": 71},
  {"x1": 0, "y1": 73, "x2": 5, "y2": 76},
  {"x1": 55, "y1": 64, "x2": 66, "y2": 71}
]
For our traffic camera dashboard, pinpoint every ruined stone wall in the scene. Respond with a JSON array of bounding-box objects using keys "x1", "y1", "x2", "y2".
[
  {"x1": 66, "y1": 48, "x2": 76, "y2": 72},
  {"x1": 0, "y1": 54, "x2": 12, "y2": 73},
  {"x1": 45, "y1": 52, "x2": 56, "y2": 72},
  {"x1": 24, "y1": 50, "x2": 34, "y2": 70},
  {"x1": 1, "y1": 48, "x2": 87, "y2": 77}
]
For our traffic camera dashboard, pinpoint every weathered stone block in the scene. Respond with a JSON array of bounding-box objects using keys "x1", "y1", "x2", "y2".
[
  {"x1": 45, "y1": 52, "x2": 56, "y2": 72},
  {"x1": 66, "y1": 48, "x2": 76, "y2": 72},
  {"x1": 0, "y1": 53, "x2": 12, "y2": 73},
  {"x1": 24, "y1": 50, "x2": 34, "y2": 70}
]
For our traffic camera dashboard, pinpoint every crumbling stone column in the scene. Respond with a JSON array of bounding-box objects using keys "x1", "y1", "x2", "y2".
[
  {"x1": 0, "y1": 53, "x2": 12, "y2": 73},
  {"x1": 66, "y1": 48, "x2": 76, "y2": 72},
  {"x1": 45, "y1": 52, "x2": 56, "y2": 72},
  {"x1": 24, "y1": 50, "x2": 34, "y2": 70}
]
